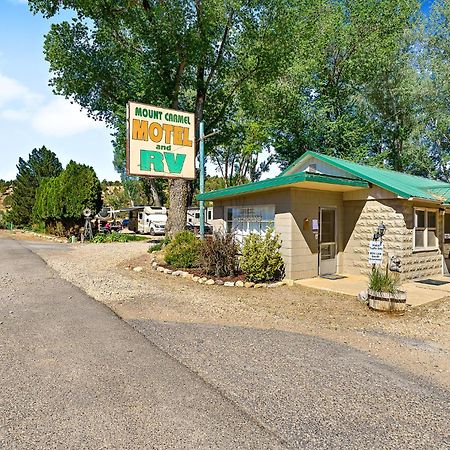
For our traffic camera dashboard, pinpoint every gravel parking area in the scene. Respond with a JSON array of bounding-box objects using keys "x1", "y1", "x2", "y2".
[{"x1": 15, "y1": 232, "x2": 448, "y2": 390}]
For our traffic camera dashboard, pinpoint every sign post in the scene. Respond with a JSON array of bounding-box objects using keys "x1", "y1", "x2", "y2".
[{"x1": 199, "y1": 121, "x2": 205, "y2": 239}]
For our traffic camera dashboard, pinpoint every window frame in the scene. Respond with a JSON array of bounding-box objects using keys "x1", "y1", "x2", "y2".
[
  {"x1": 224, "y1": 205, "x2": 275, "y2": 238},
  {"x1": 413, "y1": 207, "x2": 438, "y2": 251}
]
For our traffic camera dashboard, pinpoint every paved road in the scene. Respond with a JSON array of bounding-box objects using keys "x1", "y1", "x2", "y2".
[
  {"x1": 0, "y1": 237, "x2": 280, "y2": 449},
  {"x1": 1, "y1": 237, "x2": 449, "y2": 449}
]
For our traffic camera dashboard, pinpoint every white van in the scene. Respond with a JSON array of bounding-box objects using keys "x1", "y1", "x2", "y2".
[{"x1": 129, "y1": 206, "x2": 167, "y2": 235}]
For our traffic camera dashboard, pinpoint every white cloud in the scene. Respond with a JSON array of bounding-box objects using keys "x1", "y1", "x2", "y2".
[
  {"x1": 0, "y1": 73, "x2": 104, "y2": 137},
  {"x1": 0, "y1": 73, "x2": 41, "y2": 108},
  {"x1": 31, "y1": 97, "x2": 104, "y2": 137}
]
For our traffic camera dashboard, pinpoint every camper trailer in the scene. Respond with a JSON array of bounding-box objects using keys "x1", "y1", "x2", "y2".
[{"x1": 128, "y1": 206, "x2": 167, "y2": 235}]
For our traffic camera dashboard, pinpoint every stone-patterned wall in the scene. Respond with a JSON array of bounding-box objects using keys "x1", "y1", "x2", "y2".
[{"x1": 343, "y1": 199, "x2": 443, "y2": 281}]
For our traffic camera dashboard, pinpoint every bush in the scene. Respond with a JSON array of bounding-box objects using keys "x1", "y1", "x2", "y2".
[
  {"x1": 148, "y1": 237, "x2": 171, "y2": 253},
  {"x1": 368, "y1": 266, "x2": 400, "y2": 294},
  {"x1": 240, "y1": 228, "x2": 284, "y2": 282},
  {"x1": 91, "y1": 232, "x2": 147, "y2": 243},
  {"x1": 200, "y1": 231, "x2": 239, "y2": 277},
  {"x1": 164, "y1": 231, "x2": 201, "y2": 268}
]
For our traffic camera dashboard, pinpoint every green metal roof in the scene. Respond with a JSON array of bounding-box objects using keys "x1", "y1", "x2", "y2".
[
  {"x1": 197, "y1": 150, "x2": 450, "y2": 203},
  {"x1": 282, "y1": 151, "x2": 450, "y2": 203},
  {"x1": 196, "y1": 171, "x2": 368, "y2": 201}
]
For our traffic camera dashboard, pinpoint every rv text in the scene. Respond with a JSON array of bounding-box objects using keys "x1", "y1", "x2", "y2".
[{"x1": 139, "y1": 149, "x2": 186, "y2": 174}]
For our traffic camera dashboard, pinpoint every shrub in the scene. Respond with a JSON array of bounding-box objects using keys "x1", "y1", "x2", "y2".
[
  {"x1": 240, "y1": 228, "x2": 284, "y2": 282},
  {"x1": 368, "y1": 266, "x2": 400, "y2": 294},
  {"x1": 148, "y1": 237, "x2": 171, "y2": 253},
  {"x1": 164, "y1": 231, "x2": 201, "y2": 268},
  {"x1": 91, "y1": 232, "x2": 147, "y2": 243},
  {"x1": 200, "y1": 231, "x2": 239, "y2": 277}
]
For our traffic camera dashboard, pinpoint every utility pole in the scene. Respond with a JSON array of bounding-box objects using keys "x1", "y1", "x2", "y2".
[{"x1": 199, "y1": 121, "x2": 205, "y2": 239}]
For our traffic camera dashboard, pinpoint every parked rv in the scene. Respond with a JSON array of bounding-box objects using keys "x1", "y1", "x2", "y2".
[{"x1": 128, "y1": 206, "x2": 167, "y2": 235}]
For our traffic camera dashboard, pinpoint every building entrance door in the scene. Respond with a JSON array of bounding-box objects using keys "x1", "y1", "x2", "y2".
[
  {"x1": 319, "y1": 207, "x2": 337, "y2": 276},
  {"x1": 444, "y1": 213, "x2": 450, "y2": 273}
]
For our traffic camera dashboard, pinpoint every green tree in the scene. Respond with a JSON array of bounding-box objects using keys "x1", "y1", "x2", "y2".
[
  {"x1": 29, "y1": 0, "x2": 293, "y2": 235},
  {"x1": 251, "y1": 0, "x2": 421, "y2": 169},
  {"x1": 34, "y1": 161, "x2": 102, "y2": 230},
  {"x1": 422, "y1": 0, "x2": 450, "y2": 180},
  {"x1": 8, "y1": 146, "x2": 62, "y2": 226}
]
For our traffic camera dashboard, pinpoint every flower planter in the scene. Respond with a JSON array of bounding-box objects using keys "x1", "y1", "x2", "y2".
[{"x1": 367, "y1": 288, "x2": 407, "y2": 315}]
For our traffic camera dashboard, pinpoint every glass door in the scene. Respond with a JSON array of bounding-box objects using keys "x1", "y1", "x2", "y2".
[{"x1": 319, "y1": 207, "x2": 337, "y2": 276}]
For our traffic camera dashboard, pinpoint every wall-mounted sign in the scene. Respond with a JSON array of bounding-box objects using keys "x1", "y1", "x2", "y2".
[
  {"x1": 368, "y1": 240, "x2": 383, "y2": 264},
  {"x1": 126, "y1": 101, "x2": 195, "y2": 179}
]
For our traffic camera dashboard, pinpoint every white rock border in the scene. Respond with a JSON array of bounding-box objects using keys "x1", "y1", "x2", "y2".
[{"x1": 148, "y1": 256, "x2": 294, "y2": 288}]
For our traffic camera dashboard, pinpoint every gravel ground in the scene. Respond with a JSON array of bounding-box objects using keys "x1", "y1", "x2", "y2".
[{"x1": 23, "y1": 233, "x2": 450, "y2": 390}]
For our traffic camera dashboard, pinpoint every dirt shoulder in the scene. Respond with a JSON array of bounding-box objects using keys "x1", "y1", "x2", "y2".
[{"x1": 28, "y1": 238, "x2": 450, "y2": 389}]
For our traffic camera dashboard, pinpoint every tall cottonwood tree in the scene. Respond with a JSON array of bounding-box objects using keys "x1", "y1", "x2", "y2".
[
  {"x1": 249, "y1": 0, "x2": 422, "y2": 169},
  {"x1": 29, "y1": 0, "x2": 290, "y2": 234}
]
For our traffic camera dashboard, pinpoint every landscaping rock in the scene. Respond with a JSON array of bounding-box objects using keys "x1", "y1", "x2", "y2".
[
  {"x1": 163, "y1": 268, "x2": 173, "y2": 275},
  {"x1": 284, "y1": 279, "x2": 294, "y2": 287},
  {"x1": 157, "y1": 266, "x2": 165, "y2": 272},
  {"x1": 215, "y1": 280, "x2": 224, "y2": 285},
  {"x1": 205, "y1": 279, "x2": 215, "y2": 285},
  {"x1": 235, "y1": 280, "x2": 244, "y2": 287},
  {"x1": 171, "y1": 271, "x2": 182, "y2": 276},
  {"x1": 151, "y1": 262, "x2": 158, "y2": 269},
  {"x1": 224, "y1": 281, "x2": 235, "y2": 287},
  {"x1": 254, "y1": 283, "x2": 267, "y2": 288},
  {"x1": 200, "y1": 277, "x2": 208, "y2": 283},
  {"x1": 267, "y1": 282, "x2": 280, "y2": 288},
  {"x1": 244, "y1": 282, "x2": 255, "y2": 288},
  {"x1": 358, "y1": 290, "x2": 369, "y2": 304},
  {"x1": 180, "y1": 272, "x2": 190, "y2": 278},
  {"x1": 133, "y1": 266, "x2": 143, "y2": 273},
  {"x1": 192, "y1": 276, "x2": 200, "y2": 282}
]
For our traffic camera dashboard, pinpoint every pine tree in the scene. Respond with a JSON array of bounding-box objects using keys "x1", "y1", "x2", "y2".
[{"x1": 8, "y1": 146, "x2": 62, "y2": 226}]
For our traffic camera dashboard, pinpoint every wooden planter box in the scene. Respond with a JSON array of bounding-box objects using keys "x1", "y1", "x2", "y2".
[{"x1": 368, "y1": 288, "x2": 407, "y2": 315}]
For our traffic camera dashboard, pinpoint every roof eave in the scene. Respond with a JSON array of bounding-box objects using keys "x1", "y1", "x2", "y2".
[{"x1": 196, "y1": 172, "x2": 368, "y2": 202}]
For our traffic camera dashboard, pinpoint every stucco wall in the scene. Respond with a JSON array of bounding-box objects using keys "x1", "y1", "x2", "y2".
[
  {"x1": 212, "y1": 189, "x2": 294, "y2": 277},
  {"x1": 290, "y1": 188, "x2": 344, "y2": 279},
  {"x1": 212, "y1": 187, "x2": 345, "y2": 280}
]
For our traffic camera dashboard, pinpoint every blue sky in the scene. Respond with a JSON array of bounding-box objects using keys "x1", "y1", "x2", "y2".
[
  {"x1": 0, "y1": 0, "x2": 436, "y2": 182},
  {"x1": 0, "y1": 0, "x2": 119, "y2": 181}
]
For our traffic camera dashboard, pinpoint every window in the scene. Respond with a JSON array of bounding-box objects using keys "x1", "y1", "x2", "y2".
[
  {"x1": 414, "y1": 208, "x2": 438, "y2": 250},
  {"x1": 225, "y1": 206, "x2": 275, "y2": 239}
]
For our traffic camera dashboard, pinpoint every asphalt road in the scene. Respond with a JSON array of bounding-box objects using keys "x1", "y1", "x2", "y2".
[
  {"x1": 0, "y1": 237, "x2": 280, "y2": 449},
  {"x1": 1, "y1": 236, "x2": 449, "y2": 449}
]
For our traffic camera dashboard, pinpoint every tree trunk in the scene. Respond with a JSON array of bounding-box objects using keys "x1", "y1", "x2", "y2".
[
  {"x1": 165, "y1": 94, "x2": 189, "y2": 236},
  {"x1": 166, "y1": 179, "x2": 188, "y2": 236},
  {"x1": 148, "y1": 179, "x2": 162, "y2": 206}
]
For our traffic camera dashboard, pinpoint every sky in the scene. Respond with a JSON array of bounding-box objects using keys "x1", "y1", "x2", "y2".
[
  {"x1": 0, "y1": 0, "x2": 119, "y2": 182},
  {"x1": 0, "y1": 0, "x2": 436, "y2": 182}
]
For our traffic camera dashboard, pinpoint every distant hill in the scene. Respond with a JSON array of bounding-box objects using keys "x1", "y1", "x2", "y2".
[{"x1": 0, "y1": 181, "x2": 12, "y2": 212}]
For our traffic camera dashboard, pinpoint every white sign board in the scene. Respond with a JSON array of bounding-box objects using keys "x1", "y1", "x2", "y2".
[
  {"x1": 368, "y1": 240, "x2": 383, "y2": 264},
  {"x1": 126, "y1": 101, "x2": 196, "y2": 179}
]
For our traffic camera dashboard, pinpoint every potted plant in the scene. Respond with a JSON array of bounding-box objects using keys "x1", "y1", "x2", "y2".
[{"x1": 367, "y1": 265, "x2": 407, "y2": 314}]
